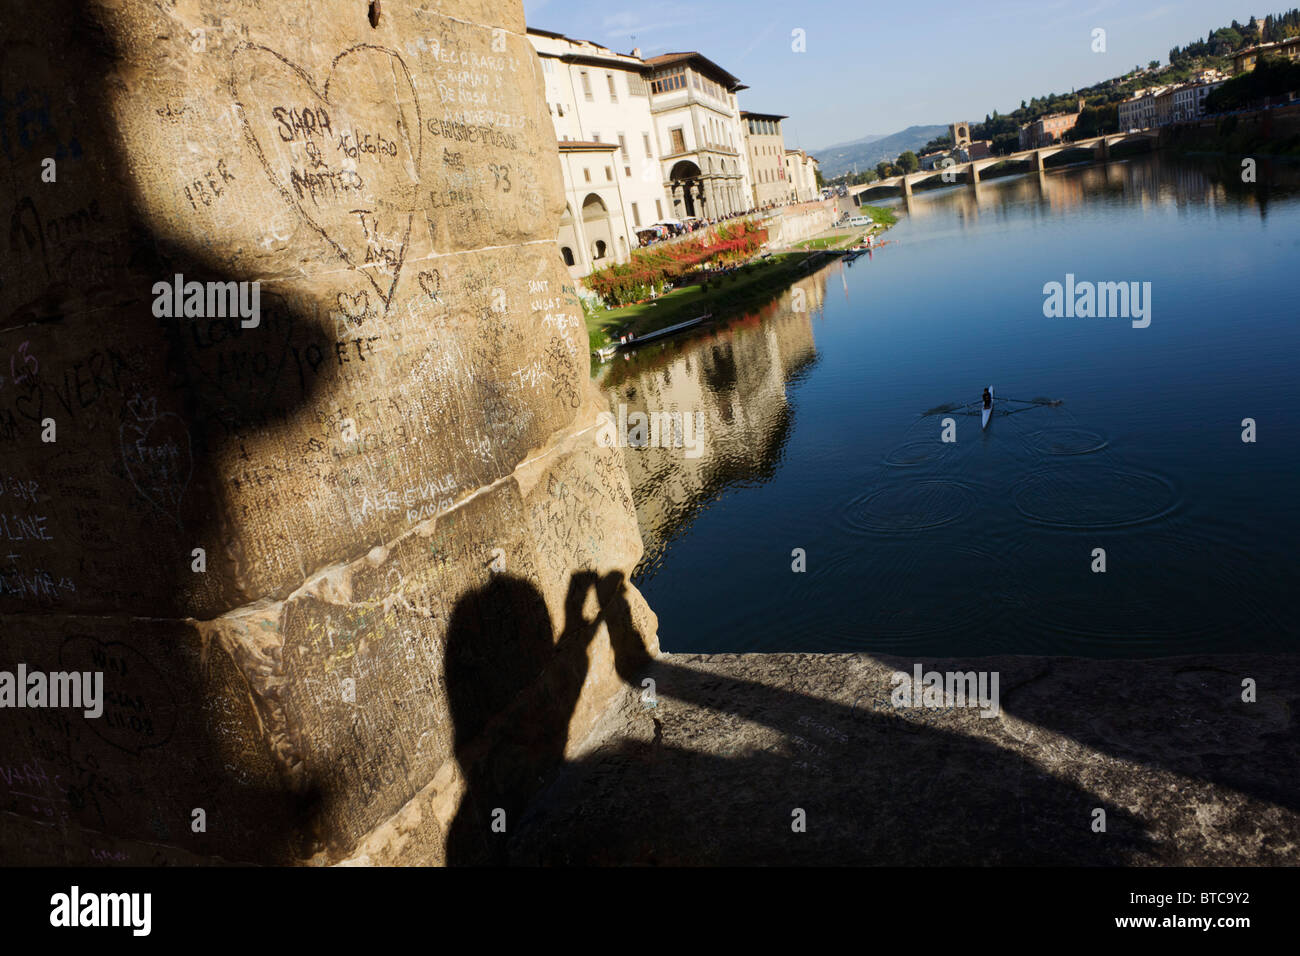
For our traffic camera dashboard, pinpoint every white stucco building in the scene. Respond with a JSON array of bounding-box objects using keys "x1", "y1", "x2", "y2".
[
  {"x1": 644, "y1": 52, "x2": 752, "y2": 221},
  {"x1": 742, "y1": 111, "x2": 788, "y2": 209},
  {"x1": 529, "y1": 29, "x2": 669, "y2": 276},
  {"x1": 528, "y1": 30, "x2": 780, "y2": 277}
]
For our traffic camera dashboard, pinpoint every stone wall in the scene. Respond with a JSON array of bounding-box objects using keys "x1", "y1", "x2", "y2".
[
  {"x1": 762, "y1": 199, "x2": 838, "y2": 247},
  {"x1": 0, "y1": 0, "x2": 657, "y2": 865}
]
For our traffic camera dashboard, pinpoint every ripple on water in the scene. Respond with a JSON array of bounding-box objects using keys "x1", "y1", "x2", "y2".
[
  {"x1": 843, "y1": 478, "x2": 978, "y2": 535},
  {"x1": 1021, "y1": 426, "x2": 1110, "y2": 457},
  {"x1": 1001, "y1": 527, "x2": 1278, "y2": 644},
  {"x1": 882, "y1": 439, "x2": 951, "y2": 468},
  {"x1": 1011, "y1": 466, "x2": 1180, "y2": 530}
]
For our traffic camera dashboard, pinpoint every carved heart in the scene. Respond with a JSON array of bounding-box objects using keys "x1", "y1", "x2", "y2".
[
  {"x1": 338, "y1": 289, "x2": 370, "y2": 321},
  {"x1": 58, "y1": 636, "x2": 178, "y2": 756},
  {"x1": 14, "y1": 381, "x2": 43, "y2": 423},
  {"x1": 120, "y1": 402, "x2": 193, "y2": 527},
  {"x1": 232, "y1": 43, "x2": 423, "y2": 308},
  {"x1": 418, "y1": 269, "x2": 442, "y2": 302}
]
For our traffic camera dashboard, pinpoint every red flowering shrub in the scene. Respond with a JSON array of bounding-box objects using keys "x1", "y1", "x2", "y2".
[{"x1": 587, "y1": 219, "x2": 769, "y2": 306}]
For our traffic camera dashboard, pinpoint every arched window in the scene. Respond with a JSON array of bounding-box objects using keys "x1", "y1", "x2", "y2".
[
  {"x1": 561, "y1": 246, "x2": 575, "y2": 266},
  {"x1": 594, "y1": 239, "x2": 607, "y2": 260}
]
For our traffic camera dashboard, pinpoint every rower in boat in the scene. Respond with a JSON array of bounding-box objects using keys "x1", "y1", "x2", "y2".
[{"x1": 982, "y1": 387, "x2": 991, "y2": 410}]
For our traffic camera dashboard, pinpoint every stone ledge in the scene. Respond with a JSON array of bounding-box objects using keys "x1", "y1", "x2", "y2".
[{"x1": 506, "y1": 652, "x2": 1299, "y2": 865}]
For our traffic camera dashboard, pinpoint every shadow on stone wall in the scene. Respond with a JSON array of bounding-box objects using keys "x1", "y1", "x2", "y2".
[
  {"x1": 445, "y1": 571, "x2": 631, "y2": 865},
  {"x1": 1, "y1": 2, "x2": 338, "y2": 863}
]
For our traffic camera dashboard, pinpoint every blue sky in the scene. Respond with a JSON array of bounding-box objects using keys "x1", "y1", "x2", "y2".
[{"x1": 522, "y1": 0, "x2": 1257, "y2": 150}]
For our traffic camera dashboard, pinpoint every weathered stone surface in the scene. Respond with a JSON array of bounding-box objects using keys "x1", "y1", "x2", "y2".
[
  {"x1": 1, "y1": 0, "x2": 658, "y2": 865},
  {"x1": 0, "y1": 615, "x2": 306, "y2": 863},
  {"x1": 1, "y1": 0, "x2": 579, "y2": 615},
  {"x1": 509, "y1": 653, "x2": 1300, "y2": 865}
]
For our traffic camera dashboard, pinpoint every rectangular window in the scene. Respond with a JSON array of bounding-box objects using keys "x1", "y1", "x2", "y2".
[
  {"x1": 584, "y1": 168, "x2": 591, "y2": 182},
  {"x1": 592, "y1": 132, "x2": 600, "y2": 142},
  {"x1": 656, "y1": 199, "x2": 663, "y2": 219},
  {"x1": 580, "y1": 71, "x2": 593, "y2": 101},
  {"x1": 650, "y1": 67, "x2": 687, "y2": 94},
  {"x1": 643, "y1": 132, "x2": 652, "y2": 157},
  {"x1": 624, "y1": 166, "x2": 631, "y2": 177},
  {"x1": 557, "y1": 103, "x2": 565, "y2": 117},
  {"x1": 605, "y1": 166, "x2": 612, "y2": 181},
  {"x1": 618, "y1": 134, "x2": 628, "y2": 160},
  {"x1": 628, "y1": 74, "x2": 648, "y2": 97},
  {"x1": 670, "y1": 127, "x2": 686, "y2": 153},
  {"x1": 607, "y1": 74, "x2": 617, "y2": 101},
  {"x1": 631, "y1": 202, "x2": 641, "y2": 227}
]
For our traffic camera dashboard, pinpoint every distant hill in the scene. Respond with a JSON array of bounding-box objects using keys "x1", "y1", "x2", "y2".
[
  {"x1": 817, "y1": 131, "x2": 886, "y2": 152},
  {"x1": 812, "y1": 125, "x2": 947, "y2": 178}
]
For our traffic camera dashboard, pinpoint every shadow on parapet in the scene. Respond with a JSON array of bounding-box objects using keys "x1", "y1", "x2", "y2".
[
  {"x1": 996, "y1": 658, "x2": 1300, "y2": 817},
  {"x1": 457, "y1": 574, "x2": 1153, "y2": 866}
]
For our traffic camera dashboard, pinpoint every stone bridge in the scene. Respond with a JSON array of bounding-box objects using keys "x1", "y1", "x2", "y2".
[{"x1": 849, "y1": 130, "x2": 1161, "y2": 208}]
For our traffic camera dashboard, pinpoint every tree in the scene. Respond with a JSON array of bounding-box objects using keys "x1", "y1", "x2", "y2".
[
  {"x1": 1148, "y1": 59, "x2": 1160, "y2": 69},
  {"x1": 875, "y1": 161, "x2": 892, "y2": 179},
  {"x1": 1205, "y1": 54, "x2": 1300, "y2": 112},
  {"x1": 897, "y1": 150, "x2": 920, "y2": 173}
]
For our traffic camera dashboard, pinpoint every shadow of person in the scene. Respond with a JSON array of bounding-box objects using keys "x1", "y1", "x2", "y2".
[
  {"x1": 444, "y1": 571, "x2": 607, "y2": 865},
  {"x1": 509, "y1": 575, "x2": 1158, "y2": 866},
  {"x1": 0, "y1": 0, "x2": 339, "y2": 864}
]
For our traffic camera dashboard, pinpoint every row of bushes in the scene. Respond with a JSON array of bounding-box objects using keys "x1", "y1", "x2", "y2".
[{"x1": 586, "y1": 219, "x2": 769, "y2": 306}]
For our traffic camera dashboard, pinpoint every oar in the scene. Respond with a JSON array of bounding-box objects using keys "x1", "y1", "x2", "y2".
[
  {"x1": 996, "y1": 396, "x2": 1064, "y2": 406},
  {"x1": 920, "y1": 400, "x2": 980, "y2": 416}
]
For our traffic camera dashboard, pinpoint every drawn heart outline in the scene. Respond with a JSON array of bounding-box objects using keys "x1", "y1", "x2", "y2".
[
  {"x1": 230, "y1": 43, "x2": 424, "y2": 309},
  {"x1": 58, "y1": 636, "x2": 178, "y2": 755},
  {"x1": 120, "y1": 397, "x2": 193, "y2": 528},
  {"x1": 418, "y1": 269, "x2": 441, "y2": 302}
]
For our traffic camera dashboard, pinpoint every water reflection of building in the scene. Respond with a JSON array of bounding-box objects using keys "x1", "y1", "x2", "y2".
[{"x1": 600, "y1": 271, "x2": 827, "y2": 573}]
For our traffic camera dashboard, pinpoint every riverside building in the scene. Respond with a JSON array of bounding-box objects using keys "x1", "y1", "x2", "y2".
[{"x1": 742, "y1": 111, "x2": 788, "y2": 208}]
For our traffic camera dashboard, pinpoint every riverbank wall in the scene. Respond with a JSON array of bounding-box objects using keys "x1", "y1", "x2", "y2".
[
  {"x1": 1161, "y1": 103, "x2": 1300, "y2": 155},
  {"x1": 762, "y1": 200, "x2": 839, "y2": 247}
]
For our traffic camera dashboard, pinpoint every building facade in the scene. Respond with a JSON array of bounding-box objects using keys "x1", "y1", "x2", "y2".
[
  {"x1": 1018, "y1": 99, "x2": 1085, "y2": 149},
  {"x1": 955, "y1": 140, "x2": 993, "y2": 161},
  {"x1": 1118, "y1": 88, "x2": 1165, "y2": 130},
  {"x1": 1120, "y1": 76, "x2": 1228, "y2": 129},
  {"x1": 742, "y1": 111, "x2": 788, "y2": 208},
  {"x1": 554, "y1": 141, "x2": 632, "y2": 278},
  {"x1": 529, "y1": 29, "x2": 805, "y2": 278},
  {"x1": 1171, "y1": 79, "x2": 1226, "y2": 122},
  {"x1": 645, "y1": 52, "x2": 752, "y2": 221},
  {"x1": 1233, "y1": 35, "x2": 1300, "y2": 74},
  {"x1": 529, "y1": 29, "x2": 667, "y2": 277},
  {"x1": 783, "y1": 149, "x2": 818, "y2": 202}
]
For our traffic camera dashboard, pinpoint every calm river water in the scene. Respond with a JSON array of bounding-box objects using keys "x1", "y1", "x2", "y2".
[{"x1": 598, "y1": 153, "x2": 1300, "y2": 657}]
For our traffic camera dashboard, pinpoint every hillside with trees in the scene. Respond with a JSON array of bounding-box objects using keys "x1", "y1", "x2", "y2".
[{"x1": 821, "y1": 9, "x2": 1300, "y2": 185}]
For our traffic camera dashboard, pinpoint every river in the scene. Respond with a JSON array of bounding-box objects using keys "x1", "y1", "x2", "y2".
[{"x1": 597, "y1": 152, "x2": 1300, "y2": 657}]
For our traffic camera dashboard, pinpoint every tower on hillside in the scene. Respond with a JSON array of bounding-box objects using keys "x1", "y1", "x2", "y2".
[{"x1": 950, "y1": 121, "x2": 971, "y2": 147}]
